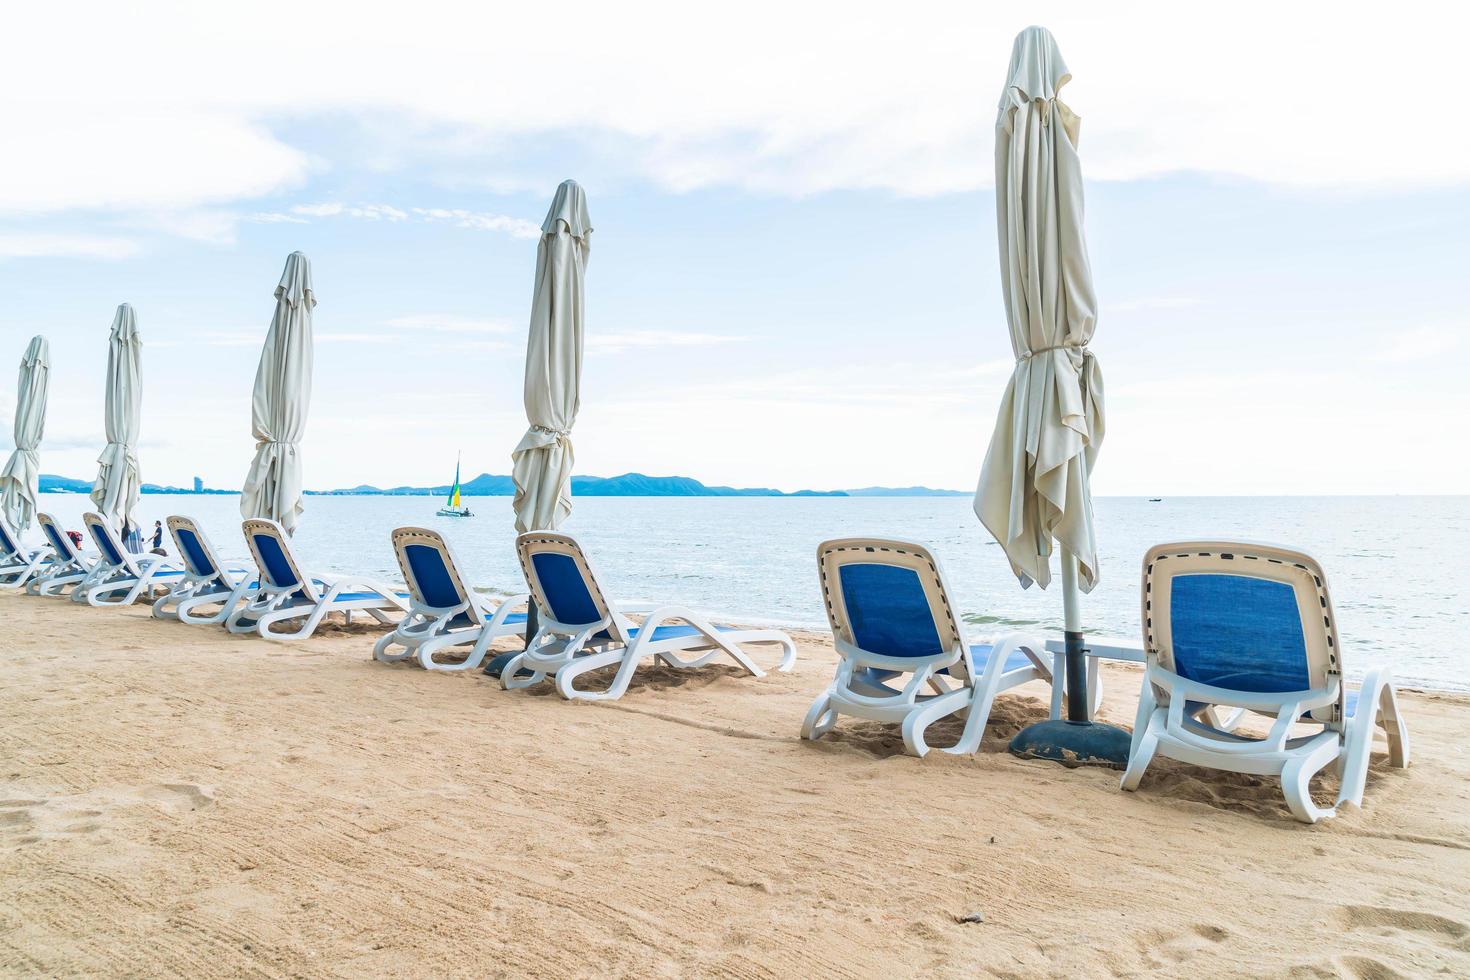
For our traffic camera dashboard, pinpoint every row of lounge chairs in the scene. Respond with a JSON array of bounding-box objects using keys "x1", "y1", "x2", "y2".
[{"x1": 0, "y1": 514, "x2": 1409, "y2": 823}]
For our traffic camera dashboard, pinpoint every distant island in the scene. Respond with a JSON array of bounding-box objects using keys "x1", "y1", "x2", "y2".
[{"x1": 37, "y1": 472, "x2": 968, "y2": 498}]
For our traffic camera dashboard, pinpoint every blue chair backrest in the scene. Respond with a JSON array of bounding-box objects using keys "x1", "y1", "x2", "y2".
[
  {"x1": 1168, "y1": 573, "x2": 1311, "y2": 693},
  {"x1": 405, "y1": 543, "x2": 462, "y2": 610},
  {"x1": 0, "y1": 522, "x2": 18, "y2": 557},
  {"x1": 174, "y1": 526, "x2": 216, "y2": 578},
  {"x1": 89, "y1": 521, "x2": 125, "y2": 567},
  {"x1": 530, "y1": 551, "x2": 601, "y2": 626},
  {"x1": 42, "y1": 521, "x2": 72, "y2": 561},
  {"x1": 838, "y1": 562, "x2": 944, "y2": 658},
  {"x1": 251, "y1": 531, "x2": 299, "y2": 590}
]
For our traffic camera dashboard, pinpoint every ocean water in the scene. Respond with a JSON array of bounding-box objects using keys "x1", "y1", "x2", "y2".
[{"x1": 25, "y1": 493, "x2": 1470, "y2": 691}]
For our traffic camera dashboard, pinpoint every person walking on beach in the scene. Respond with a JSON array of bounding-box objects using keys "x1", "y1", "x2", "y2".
[{"x1": 151, "y1": 520, "x2": 165, "y2": 555}]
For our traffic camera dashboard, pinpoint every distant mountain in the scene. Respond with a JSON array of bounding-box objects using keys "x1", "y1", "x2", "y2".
[
  {"x1": 40, "y1": 471, "x2": 965, "y2": 498},
  {"x1": 312, "y1": 472, "x2": 847, "y2": 498},
  {"x1": 844, "y1": 486, "x2": 968, "y2": 497},
  {"x1": 38, "y1": 474, "x2": 238, "y2": 495},
  {"x1": 38, "y1": 474, "x2": 92, "y2": 493}
]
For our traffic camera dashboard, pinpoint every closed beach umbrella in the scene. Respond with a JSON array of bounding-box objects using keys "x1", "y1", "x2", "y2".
[
  {"x1": 241, "y1": 251, "x2": 314, "y2": 535},
  {"x1": 92, "y1": 305, "x2": 144, "y2": 550},
  {"x1": 0, "y1": 336, "x2": 50, "y2": 532},
  {"x1": 974, "y1": 26, "x2": 1126, "y2": 764},
  {"x1": 511, "y1": 180, "x2": 591, "y2": 534}
]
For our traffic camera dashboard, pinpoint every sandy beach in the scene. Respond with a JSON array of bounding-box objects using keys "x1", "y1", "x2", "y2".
[{"x1": 2, "y1": 591, "x2": 1467, "y2": 978}]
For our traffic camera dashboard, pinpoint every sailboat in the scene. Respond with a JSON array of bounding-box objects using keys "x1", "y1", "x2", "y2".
[{"x1": 436, "y1": 453, "x2": 473, "y2": 517}]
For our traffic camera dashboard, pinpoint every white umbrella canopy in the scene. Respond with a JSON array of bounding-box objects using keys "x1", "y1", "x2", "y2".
[
  {"x1": 974, "y1": 25, "x2": 1103, "y2": 597},
  {"x1": 512, "y1": 180, "x2": 592, "y2": 533},
  {"x1": 241, "y1": 251, "x2": 315, "y2": 535},
  {"x1": 978, "y1": 27, "x2": 1126, "y2": 762},
  {"x1": 0, "y1": 336, "x2": 50, "y2": 532},
  {"x1": 91, "y1": 305, "x2": 144, "y2": 542}
]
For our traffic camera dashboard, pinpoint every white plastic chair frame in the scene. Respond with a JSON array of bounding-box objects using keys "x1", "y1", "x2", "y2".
[
  {"x1": 69, "y1": 512, "x2": 185, "y2": 606},
  {"x1": 499, "y1": 531, "x2": 797, "y2": 701},
  {"x1": 0, "y1": 518, "x2": 52, "y2": 589},
  {"x1": 803, "y1": 537, "x2": 1052, "y2": 757},
  {"x1": 1121, "y1": 541, "x2": 1410, "y2": 823},
  {"x1": 226, "y1": 518, "x2": 408, "y2": 641},
  {"x1": 25, "y1": 513, "x2": 96, "y2": 597},
  {"x1": 151, "y1": 516, "x2": 258, "y2": 624},
  {"x1": 372, "y1": 526, "x2": 528, "y2": 671}
]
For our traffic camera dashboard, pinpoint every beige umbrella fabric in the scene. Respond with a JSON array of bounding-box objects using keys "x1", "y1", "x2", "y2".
[
  {"x1": 974, "y1": 25, "x2": 1103, "y2": 595},
  {"x1": 511, "y1": 180, "x2": 592, "y2": 533},
  {"x1": 91, "y1": 304, "x2": 144, "y2": 542},
  {"x1": 0, "y1": 336, "x2": 51, "y2": 532},
  {"x1": 240, "y1": 251, "x2": 315, "y2": 535}
]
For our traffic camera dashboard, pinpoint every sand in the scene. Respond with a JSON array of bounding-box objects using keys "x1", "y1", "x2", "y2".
[{"x1": 2, "y1": 591, "x2": 1468, "y2": 978}]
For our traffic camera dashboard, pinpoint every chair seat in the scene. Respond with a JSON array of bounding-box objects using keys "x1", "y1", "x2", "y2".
[
  {"x1": 857, "y1": 644, "x2": 1035, "y2": 684},
  {"x1": 444, "y1": 610, "x2": 528, "y2": 630},
  {"x1": 624, "y1": 623, "x2": 735, "y2": 642},
  {"x1": 334, "y1": 590, "x2": 403, "y2": 603},
  {"x1": 1185, "y1": 689, "x2": 1360, "y2": 723}
]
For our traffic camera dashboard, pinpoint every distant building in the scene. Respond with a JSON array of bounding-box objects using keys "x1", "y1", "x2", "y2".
[{"x1": 193, "y1": 476, "x2": 204, "y2": 493}]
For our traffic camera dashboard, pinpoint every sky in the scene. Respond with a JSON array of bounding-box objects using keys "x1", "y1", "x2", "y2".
[{"x1": 1, "y1": 1, "x2": 1467, "y2": 496}]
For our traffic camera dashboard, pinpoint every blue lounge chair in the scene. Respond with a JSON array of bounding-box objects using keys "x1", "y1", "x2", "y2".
[
  {"x1": 803, "y1": 537, "x2": 1054, "y2": 757},
  {"x1": 226, "y1": 518, "x2": 408, "y2": 641},
  {"x1": 151, "y1": 516, "x2": 258, "y2": 624},
  {"x1": 1121, "y1": 541, "x2": 1410, "y2": 823},
  {"x1": 70, "y1": 512, "x2": 186, "y2": 606},
  {"x1": 500, "y1": 531, "x2": 796, "y2": 700},
  {"x1": 0, "y1": 518, "x2": 51, "y2": 589},
  {"x1": 373, "y1": 526, "x2": 528, "y2": 671},
  {"x1": 26, "y1": 513, "x2": 96, "y2": 598}
]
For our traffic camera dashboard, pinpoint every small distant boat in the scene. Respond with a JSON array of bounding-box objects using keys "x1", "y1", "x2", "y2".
[
  {"x1": 436, "y1": 453, "x2": 473, "y2": 518},
  {"x1": 1149, "y1": 497, "x2": 1163, "y2": 502}
]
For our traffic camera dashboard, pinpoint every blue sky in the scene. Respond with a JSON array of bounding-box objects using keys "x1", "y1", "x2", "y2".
[{"x1": 2, "y1": 1, "x2": 1466, "y2": 495}]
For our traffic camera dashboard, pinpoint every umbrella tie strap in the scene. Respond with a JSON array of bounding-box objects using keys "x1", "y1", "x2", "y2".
[
  {"x1": 1021, "y1": 344, "x2": 1087, "y2": 359},
  {"x1": 532, "y1": 425, "x2": 571, "y2": 439}
]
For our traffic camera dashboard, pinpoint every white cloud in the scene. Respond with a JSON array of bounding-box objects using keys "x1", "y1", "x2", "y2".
[
  {"x1": 3, "y1": 1, "x2": 1466, "y2": 219},
  {"x1": 411, "y1": 208, "x2": 541, "y2": 238},
  {"x1": 245, "y1": 202, "x2": 535, "y2": 237},
  {"x1": 0, "y1": 233, "x2": 141, "y2": 260},
  {"x1": 1375, "y1": 324, "x2": 1462, "y2": 364},
  {"x1": 383, "y1": 314, "x2": 515, "y2": 334},
  {"x1": 589, "y1": 330, "x2": 746, "y2": 353},
  {"x1": 1108, "y1": 296, "x2": 1200, "y2": 314},
  {"x1": 315, "y1": 332, "x2": 397, "y2": 343},
  {"x1": 201, "y1": 331, "x2": 262, "y2": 348}
]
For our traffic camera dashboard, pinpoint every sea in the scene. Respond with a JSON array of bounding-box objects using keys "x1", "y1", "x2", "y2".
[{"x1": 25, "y1": 493, "x2": 1470, "y2": 692}]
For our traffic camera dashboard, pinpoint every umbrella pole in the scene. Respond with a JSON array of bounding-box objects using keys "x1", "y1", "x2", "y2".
[
  {"x1": 1060, "y1": 549, "x2": 1088, "y2": 722},
  {"x1": 1008, "y1": 548, "x2": 1130, "y2": 767}
]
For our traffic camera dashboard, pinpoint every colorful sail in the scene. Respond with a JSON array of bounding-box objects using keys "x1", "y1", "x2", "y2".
[{"x1": 448, "y1": 453, "x2": 462, "y2": 508}]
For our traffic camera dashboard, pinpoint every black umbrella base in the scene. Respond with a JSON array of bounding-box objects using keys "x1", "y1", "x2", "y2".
[
  {"x1": 1009, "y1": 719, "x2": 1131, "y2": 769},
  {"x1": 482, "y1": 651, "x2": 519, "y2": 678}
]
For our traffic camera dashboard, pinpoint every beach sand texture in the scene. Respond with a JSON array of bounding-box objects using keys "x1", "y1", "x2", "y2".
[{"x1": 2, "y1": 591, "x2": 1467, "y2": 977}]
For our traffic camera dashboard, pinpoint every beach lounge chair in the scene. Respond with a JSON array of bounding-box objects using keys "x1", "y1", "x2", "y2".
[
  {"x1": 25, "y1": 513, "x2": 97, "y2": 597},
  {"x1": 151, "y1": 516, "x2": 258, "y2": 624},
  {"x1": 1121, "y1": 541, "x2": 1410, "y2": 823},
  {"x1": 802, "y1": 538, "x2": 1054, "y2": 757},
  {"x1": 500, "y1": 531, "x2": 797, "y2": 700},
  {"x1": 372, "y1": 526, "x2": 529, "y2": 670},
  {"x1": 70, "y1": 512, "x2": 186, "y2": 606},
  {"x1": 226, "y1": 518, "x2": 408, "y2": 641},
  {"x1": 0, "y1": 518, "x2": 52, "y2": 589}
]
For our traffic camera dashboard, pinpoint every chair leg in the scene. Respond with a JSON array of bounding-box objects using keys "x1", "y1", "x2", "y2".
[
  {"x1": 1380, "y1": 683, "x2": 1410, "y2": 769},
  {"x1": 1119, "y1": 711, "x2": 1163, "y2": 791},
  {"x1": 942, "y1": 683, "x2": 1000, "y2": 756},
  {"x1": 1283, "y1": 749, "x2": 1339, "y2": 824},
  {"x1": 801, "y1": 690, "x2": 838, "y2": 742},
  {"x1": 900, "y1": 687, "x2": 972, "y2": 758}
]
